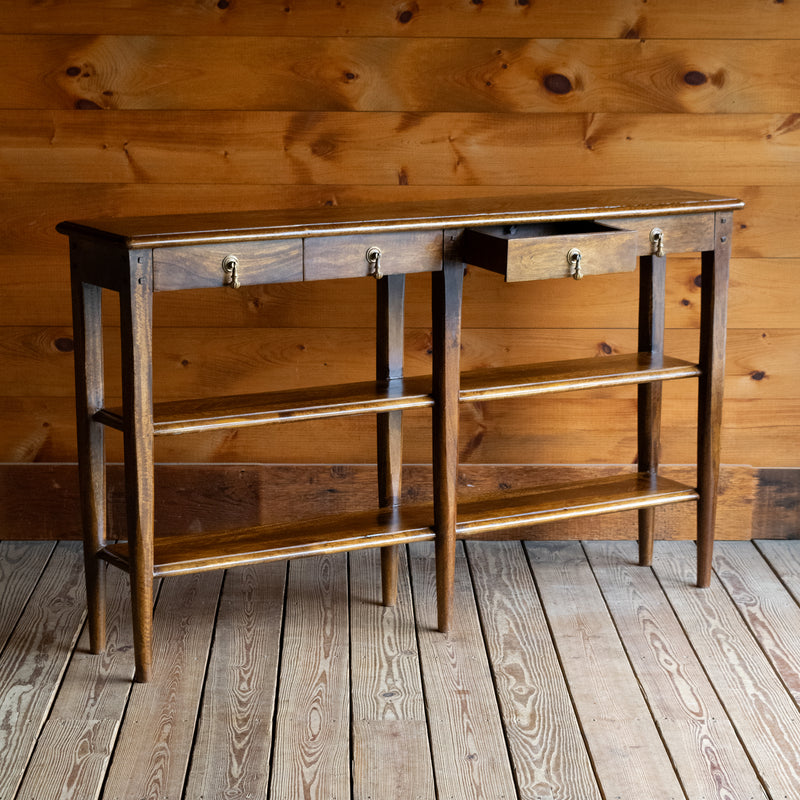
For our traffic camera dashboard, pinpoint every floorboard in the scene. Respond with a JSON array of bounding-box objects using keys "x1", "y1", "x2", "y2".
[
  {"x1": 16, "y1": 567, "x2": 135, "y2": 800},
  {"x1": 0, "y1": 541, "x2": 86, "y2": 800},
  {"x1": 269, "y1": 553, "x2": 350, "y2": 800},
  {"x1": 0, "y1": 540, "x2": 56, "y2": 651},
  {"x1": 101, "y1": 571, "x2": 222, "y2": 800},
  {"x1": 527, "y1": 540, "x2": 686, "y2": 800},
  {"x1": 1, "y1": 539, "x2": 799, "y2": 800},
  {"x1": 350, "y1": 547, "x2": 435, "y2": 800},
  {"x1": 183, "y1": 562, "x2": 286, "y2": 800},
  {"x1": 409, "y1": 541, "x2": 518, "y2": 800},
  {"x1": 651, "y1": 541, "x2": 800, "y2": 798},
  {"x1": 585, "y1": 540, "x2": 768, "y2": 800},
  {"x1": 467, "y1": 540, "x2": 601, "y2": 800}
]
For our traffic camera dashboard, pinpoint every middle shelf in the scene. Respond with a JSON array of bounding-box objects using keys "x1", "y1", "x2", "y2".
[{"x1": 94, "y1": 352, "x2": 701, "y2": 436}]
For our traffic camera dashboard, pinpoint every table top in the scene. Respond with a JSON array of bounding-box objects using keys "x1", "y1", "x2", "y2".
[{"x1": 57, "y1": 188, "x2": 743, "y2": 250}]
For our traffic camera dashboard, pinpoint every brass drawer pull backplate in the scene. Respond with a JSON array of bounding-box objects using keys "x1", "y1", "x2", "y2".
[
  {"x1": 567, "y1": 247, "x2": 583, "y2": 280},
  {"x1": 222, "y1": 254, "x2": 241, "y2": 289}
]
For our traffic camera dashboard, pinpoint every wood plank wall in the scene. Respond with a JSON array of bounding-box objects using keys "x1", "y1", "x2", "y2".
[{"x1": 0, "y1": 1, "x2": 798, "y2": 539}]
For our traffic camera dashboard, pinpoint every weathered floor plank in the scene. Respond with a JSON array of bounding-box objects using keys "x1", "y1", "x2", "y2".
[
  {"x1": 350, "y1": 547, "x2": 435, "y2": 800},
  {"x1": 100, "y1": 571, "x2": 223, "y2": 800},
  {"x1": 585, "y1": 540, "x2": 769, "y2": 800},
  {"x1": 269, "y1": 553, "x2": 350, "y2": 800},
  {"x1": 526, "y1": 540, "x2": 686, "y2": 800},
  {"x1": 183, "y1": 562, "x2": 287, "y2": 800},
  {"x1": 755, "y1": 538, "x2": 800, "y2": 603},
  {"x1": 0, "y1": 540, "x2": 56, "y2": 651},
  {"x1": 0, "y1": 541, "x2": 86, "y2": 800},
  {"x1": 466, "y1": 540, "x2": 601, "y2": 800},
  {"x1": 713, "y1": 540, "x2": 800, "y2": 705},
  {"x1": 409, "y1": 541, "x2": 518, "y2": 800},
  {"x1": 3, "y1": 540, "x2": 800, "y2": 800},
  {"x1": 15, "y1": 566, "x2": 136, "y2": 800},
  {"x1": 652, "y1": 540, "x2": 800, "y2": 798}
]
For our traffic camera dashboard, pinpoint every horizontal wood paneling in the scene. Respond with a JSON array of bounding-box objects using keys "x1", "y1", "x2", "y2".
[
  {"x1": 0, "y1": 184, "x2": 794, "y2": 260},
  {"x1": 0, "y1": 394, "x2": 796, "y2": 466},
  {"x1": 3, "y1": 1, "x2": 797, "y2": 39},
  {"x1": 1, "y1": 38, "x2": 798, "y2": 112},
  {"x1": 2, "y1": 256, "x2": 798, "y2": 331},
  {"x1": 0, "y1": 327, "x2": 794, "y2": 400},
  {"x1": 0, "y1": 5, "x2": 796, "y2": 538},
  {"x1": 4, "y1": 112, "x2": 800, "y2": 184}
]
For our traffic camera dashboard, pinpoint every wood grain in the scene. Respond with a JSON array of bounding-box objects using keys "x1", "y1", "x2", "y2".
[
  {"x1": 0, "y1": 183, "x2": 791, "y2": 260},
  {"x1": 712, "y1": 541, "x2": 800, "y2": 703},
  {"x1": 467, "y1": 540, "x2": 601, "y2": 800},
  {"x1": 15, "y1": 568, "x2": 138, "y2": 800},
  {"x1": 5, "y1": 252, "x2": 795, "y2": 332},
  {"x1": 3, "y1": 393, "x2": 799, "y2": 467},
  {"x1": 4, "y1": 112, "x2": 799, "y2": 184},
  {"x1": 0, "y1": 542, "x2": 86, "y2": 800},
  {"x1": 0, "y1": 462, "x2": 764, "y2": 543},
  {"x1": 652, "y1": 541, "x2": 800, "y2": 798},
  {"x1": 525, "y1": 540, "x2": 686, "y2": 799},
  {"x1": 6, "y1": 327, "x2": 798, "y2": 401},
  {"x1": 269, "y1": 553, "x2": 350, "y2": 800},
  {"x1": 101, "y1": 570, "x2": 222, "y2": 799},
  {"x1": 2, "y1": 38, "x2": 798, "y2": 112},
  {"x1": 408, "y1": 541, "x2": 517, "y2": 800},
  {"x1": 0, "y1": 540, "x2": 55, "y2": 648},
  {"x1": 350, "y1": 547, "x2": 435, "y2": 800},
  {"x1": 755, "y1": 540, "x2": 800, "y2": 601},
  {"x1": 184, "y1": 562, "x2": 286, "y2": 800},
  {"x1": 585, "y1": 540, "x2": 769, "y2": 800},
  {"x1": 2, "y1": 0, "x2": 798, "y2": 39}
]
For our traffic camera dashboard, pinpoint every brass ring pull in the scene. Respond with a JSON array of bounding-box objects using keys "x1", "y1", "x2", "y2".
[
  {"x1": 366, "y1": 246, "x2": 383, "y2": 279},
  {"x1": 650, "y1": 228, "x2": 665, "y2": 257},
  {"x1": 567, "y1": 247, "x2": 583, "y2": 280},
  {"x1": 222, "y1": 255, "x2": 241, "y2": 289}
]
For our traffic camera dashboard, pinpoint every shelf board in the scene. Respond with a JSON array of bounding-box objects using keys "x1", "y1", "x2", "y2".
[
  {"x1": 95, "y1": 375, "x2": 434, "y2": 435},
  {"x1": 94, "y1": 353, "x2": 699, "y2": 436},
  {"x1": 459, "y1": 353, "x2": 700, "y2": 401},
  {"x1": 102, "y1": 504, "x2": 436, "y2": 576},
  {"x1": 457, "y1": 472, "x2": 698, "y2": 538},
  {"x1": 101, "y1": 473, "x2": 697, "y2": 577}
]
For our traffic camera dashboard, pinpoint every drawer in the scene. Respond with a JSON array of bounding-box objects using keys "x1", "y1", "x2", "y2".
[
  {"x1": 461, "y1": 221, "x2": 637, "y2": 282},
  {"x1": 303, "y1": 230, "x2": 443, "y2": 281},
  {"x1": 611, "y1": 213, "x2": 715, "y2": 254},
  {"x1": 153, "y1": 239, "x2": 302, "y2": 291}
]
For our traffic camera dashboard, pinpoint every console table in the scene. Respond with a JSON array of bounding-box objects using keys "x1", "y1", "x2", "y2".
[{"x1": 60, "y1": 188, "x2": 742, "y2": 682}]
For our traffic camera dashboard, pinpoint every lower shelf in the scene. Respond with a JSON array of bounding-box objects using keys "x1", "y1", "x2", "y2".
[{"x1": 100, "y1": 473, "x2": 699, "y2": 577}]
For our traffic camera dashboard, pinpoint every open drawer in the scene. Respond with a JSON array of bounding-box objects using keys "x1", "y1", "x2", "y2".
[{"x1": 461, "y1": 220, "x2": 638, "y2": 282}]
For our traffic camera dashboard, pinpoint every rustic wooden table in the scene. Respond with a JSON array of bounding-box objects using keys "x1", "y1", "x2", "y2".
[{"x1": 60, "y1": 187, "x2": 743, "y2": 682}]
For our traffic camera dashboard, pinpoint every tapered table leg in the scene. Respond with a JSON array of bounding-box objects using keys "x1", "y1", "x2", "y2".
[
  {"x1": 71, "y1": 272, "x2": 107, "y2": 654},
  {"x1": 377, "y1": 274, "x2": 405, "y2": 606},
  {"x1": 697, "y1": 213, "x2": 732, "y2": 586},
  {"x1": 637, "y1": 251, "x2": 666, "y2": 566},
  {"x1": 119, "y1": 251, "x2": 156, "y2": 682},
  {"x1": 432, "y1": 256, "x2": 464, "y2": 632}
]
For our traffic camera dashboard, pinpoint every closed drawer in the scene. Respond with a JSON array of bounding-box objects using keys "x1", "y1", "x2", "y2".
[
  {"x1": 461, "y1": 221, "x2": 637, "y2": 282},
  {"x1": 304, "y1": 230, "x2": 443, "y2": 281},
  {"x1": 611, "y1": 213, "x2": 715, "y2": 254},
  {"x1": 153, "y1": 239, "x2": 302, "y2": 291}
]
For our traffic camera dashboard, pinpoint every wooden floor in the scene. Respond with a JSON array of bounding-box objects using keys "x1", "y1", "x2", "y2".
[{"x1": 1, "y1": 539, "x2": 800, "y2": 799}]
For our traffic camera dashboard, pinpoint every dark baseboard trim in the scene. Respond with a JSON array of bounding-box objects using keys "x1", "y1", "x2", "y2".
[{"x1": 1, "y1": 463, "x2": 796, "y2": 541}]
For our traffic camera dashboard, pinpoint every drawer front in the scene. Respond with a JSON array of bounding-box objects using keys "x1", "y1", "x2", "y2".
[
  {"x1": 153, "y1": 239, "x2": 302, "y2": 291},
  {"x1": 610, "y1": 213, "x2": 716, "y2": 254},
  {"x1": 461, "y1": 221, "x2": 638, "y2": 282},
  {"x1": 304, "y1": 230, "x2": 443, "y2": 281}
]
